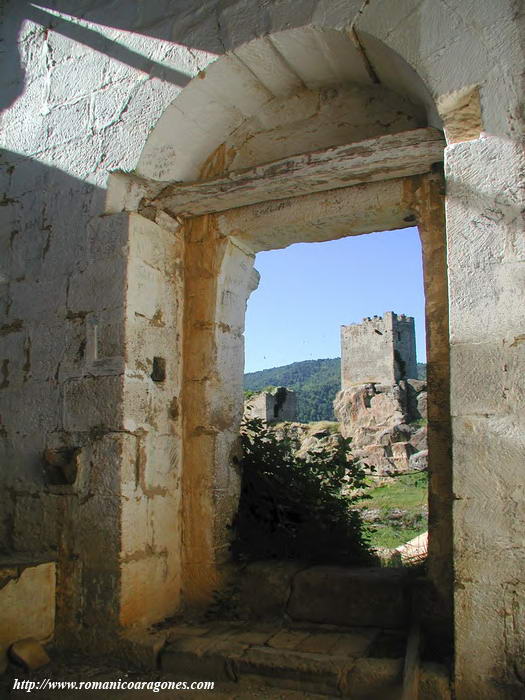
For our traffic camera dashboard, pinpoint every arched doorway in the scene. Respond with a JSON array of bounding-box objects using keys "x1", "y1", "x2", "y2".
[{"x1": 117, "y1": 30, "x2": 451, "y2": 622}]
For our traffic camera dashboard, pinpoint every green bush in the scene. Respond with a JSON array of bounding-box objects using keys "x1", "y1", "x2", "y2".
[{"x1": 231, "y1": 417, "x2": 374, "y2": 565}]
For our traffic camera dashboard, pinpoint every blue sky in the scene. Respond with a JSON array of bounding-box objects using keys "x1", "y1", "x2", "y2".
[{"x1": 244, "y1": 227, "x2": 426, "y2": 373}]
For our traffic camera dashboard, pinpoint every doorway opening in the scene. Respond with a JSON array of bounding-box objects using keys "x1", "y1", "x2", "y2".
[{"x1": 240, "y1": 227, "x2": 429, "y2": 565}]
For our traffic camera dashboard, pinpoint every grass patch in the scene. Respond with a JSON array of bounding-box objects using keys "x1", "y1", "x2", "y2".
[
  {"x1": 360, "y1": 472, "x2": 428, "y2": 549},
  {"x1": 366, "y1": 523, "x2": 427, "y2": 549},
  {"x1": 365, "y1": 472, "x2": 428, "y2": 512}
]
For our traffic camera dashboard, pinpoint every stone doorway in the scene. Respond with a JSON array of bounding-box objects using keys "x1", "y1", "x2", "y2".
[
  {"x1": 110, "y1": 26, "x2": 452, "y2": 641},
  {"x1": 168, "y1": 165, "x2": 450, "y2": 618},
  {"x1": 243, "y1": 229, "x2": 430, "y2": 557}
]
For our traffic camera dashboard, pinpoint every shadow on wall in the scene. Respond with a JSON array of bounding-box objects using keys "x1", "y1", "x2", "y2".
[
  {"x1": 1, "y1": 0, "x2": 231, "y2": 110},
  {"x1": 0, "y1": 148, "x2": 105, "y2": 486}
]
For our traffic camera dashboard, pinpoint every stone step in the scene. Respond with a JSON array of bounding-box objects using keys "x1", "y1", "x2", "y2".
[
  {"x1": 160, "y1": 621, "x2": 405, "y2": 697},
  {"x1": 287, "y1": 566, "x2": 410, "y2": 629},
  {"x1": 240, "y1": 562, "x2": 411, "y2": 629}
]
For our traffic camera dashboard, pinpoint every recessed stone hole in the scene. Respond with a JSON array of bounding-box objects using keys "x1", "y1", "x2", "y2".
[
  {"x1": 43, "y1": 447, "x2": 81, "y2": 486},
  {"x1": 151, "y1": 356, "x2": 166, "y2": 382}
]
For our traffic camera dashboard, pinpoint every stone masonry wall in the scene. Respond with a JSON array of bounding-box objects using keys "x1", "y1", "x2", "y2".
[
  {"x1": 341, "y1": 312, "x2": 417, "y2": 388},
  {"x1": 0, "y1": 3, "x2": 523, "y2": 697}
]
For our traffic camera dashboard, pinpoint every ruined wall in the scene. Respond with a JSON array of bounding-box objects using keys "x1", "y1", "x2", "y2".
[
  {"x1": 394, "y1": 315, "x2": 417, "y2": 381},
  {"x1": 341, "y1": 312, "x2": 417, "y2": 387},
  {"x1": 245, "y1": 388, "x2": 297, "y2": 423},
  {"x1": 0, "y1": 2, "x2": 523, "y2": 697}
]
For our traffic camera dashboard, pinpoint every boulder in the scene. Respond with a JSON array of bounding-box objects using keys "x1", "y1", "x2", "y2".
[
  {"x1": 410, "y1": 426, "x2": 427, "y2": 452},
  {"x1": 409, "y1": 449, "x2": 428, "y2": 471},
  {"x1": 334, "y1": 381, "x2": 428, "y2": 474}
]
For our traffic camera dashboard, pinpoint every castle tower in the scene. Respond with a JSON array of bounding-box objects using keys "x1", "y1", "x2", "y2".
[{"x1": 340, "y1": 312, "x2": 417, "y2": 388}]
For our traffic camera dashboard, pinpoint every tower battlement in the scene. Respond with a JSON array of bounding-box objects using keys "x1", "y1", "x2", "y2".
[{"x1": 341, "y1": 311, "x2": 417, "y2": 388}]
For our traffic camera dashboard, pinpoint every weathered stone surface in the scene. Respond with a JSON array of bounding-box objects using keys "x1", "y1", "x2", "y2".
[
  {"x1": 159, "y1": 620, "x2": 398, "y2": 696},
  {"x1": 244, "y1": 387, "x2": 297, "y2": 423},
  {"x1": 343, "y1": 657, "x2": 403, "y2": 699},
  {"x1": 151, "y1": 128, "x2": 444, "y2": 215},
  {"x1": 334, "y1": 380, "x2": 427, "y2": 474},
  {"x1": 410, "y1": 427, "x2": 428, "y2": 452},
  {"x1": 239, "y1": 561, "x2": 304, "y2": 620},
  {"x1": 9, "y1": 638, "x2": 50, "y2": 671},
  {"x1": 409, "y1": 449, "x2": 428, "y2": 471},
  {"x1": 238, "y1": 646, "x2": 346, "y2": 695},
  {"x1": 1, "y1": 4, "x2": 523, "y2": 699},
  {"x1": 419, "y1": 661, "x2": 452, "y2": 700},
  {"x1": 267, "y1": 630, "x2": 311, "y2": 651},
  {"x1": 287, "y1": 566, "x2": 409, "y2": 628},
  {"x1": 341, "y1": 313, "x2": 417, "y2": 388},
  {"x1": 0, "y1": 561, "x2": 55, "y2": 669}
]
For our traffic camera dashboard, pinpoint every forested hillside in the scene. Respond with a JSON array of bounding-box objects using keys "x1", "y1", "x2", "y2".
[
  {"x1": 244, "y1": 359, "x2": 427, "y2": 422},
  {"x1": 245, "y1": 358, "x2": 340, "y2": 422}
]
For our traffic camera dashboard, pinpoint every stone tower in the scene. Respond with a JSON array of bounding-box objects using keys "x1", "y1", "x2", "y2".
[{"x1": 341, "y1": 312, "x2": 417, "y2": 388}]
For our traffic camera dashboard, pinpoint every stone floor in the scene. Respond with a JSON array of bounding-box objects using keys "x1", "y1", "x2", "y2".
[{"x1": 1, "y1": 621, "x2": 406, "y2": 699}]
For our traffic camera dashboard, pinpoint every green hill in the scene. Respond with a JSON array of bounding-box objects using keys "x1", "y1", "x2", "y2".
[{"x1": 244, "y1": 359, "x2": 427, "y2": 423}]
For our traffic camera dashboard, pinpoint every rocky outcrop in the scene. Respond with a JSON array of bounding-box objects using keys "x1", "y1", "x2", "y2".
[
  {"x1": 333, "y1": 380, "x2": 427, "y2": 475},
  {"x1": 271, "y1": 421, "x2": 343, "y2": 459}
]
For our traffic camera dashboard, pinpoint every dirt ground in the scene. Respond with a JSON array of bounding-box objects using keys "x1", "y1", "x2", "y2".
[{"x1": 0, "y1": 655, "x2": 326, "y2": 699}]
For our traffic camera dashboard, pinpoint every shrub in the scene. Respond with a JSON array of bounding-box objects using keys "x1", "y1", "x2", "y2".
[{"x1": 231, "y1": 417, "x2": 374, "y2": 565}]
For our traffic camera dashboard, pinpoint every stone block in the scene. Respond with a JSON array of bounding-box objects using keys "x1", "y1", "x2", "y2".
[
  {"x1": 239, "y1": 645, "x2": 346, "y2": 695},
  {"x1": 63, "y1": 375, "x2": 123, "y2": 432},
  {"x1": 343, "y1": 657, "x2": 403, "y2": 699},
  {"x1": 410, "y1": 426, "x2": 427, "y2": 452},
  {"x1": 122, "y1": 375, "x2": 173, "y2": 434},
  {"x1": 295, "y1": 631, "x2": 351, "y2": 656},
  {"x1": 225, "y1": 624, "x2": 278, "y2": 646},
  {"x1": 30, "y1": 320, "x2": 86, "y2": 383},
  {"x1": 125, "y1": 315, "x2": 182, "y2": 385},
  {"x1": 120, "y1": 627, "x2": 169, "y2": 671},
  {"x1": 287, "y1": 566, "x2": 409, "y2": 629},
  {"x1": 409, "y1": 449, "x2": 428, "y2": 471},
  {"x1": 419, "y1": 662, "x2": 451, "y2": 700},
  {"x1": 451, "y1": 339, "x2": 525, "y2": 417},
  {"x1": 446, "y1": 139, "x2": 525, "y2": 344},
  {"x1": 67, "y1": 257, "x2": 126, "y2": 315},
  {"x1": 120, "y1": 553, "x2": 181, "y2": 628},
  {"x1": 239, "y1": 561, "x2": 303, "y2": 620},
  {"x1": 126, "y1": 255, "x2": 171, "y2": 324},
  {"x1": 13, "y1": 494, "x2": 59, "y2": 552},
  {"x1": 1, "y1": 382, "x2": 60, "y2": 464},
  {"x1": 0, "y1": 324, "x2": 27, "y2": 388},
  {"x1": 9, "y1": 638, "x2": 50, "y2": 670},
  {"x1": 0, "y1": 561, "x2": 55, "y2": 668},
  {"x1": 161, "y1": 646, "x2": 235, "y2": 683},
  {"x1": 121, "y1": 493, "x2": 151, "y2": 556},
  {"x1": 391, "y1": 441, "x2": 413, "y2": 470},
  {"x1": 267, "y1": 629, "x2": 311, "y2": 651},
  {"x1": 9, "y1": 275, "x2": 69, "y2": 323},
  {"x1": 128, "y1": 213, "x2": 183, "y2": 278},
  {"x1": 149, "y1": 493, "x2": 182, "y2": 553},
  {"x1": 87, "y1": 213, "x2": 130, "y2": 263},
  {"x1": 139, "y1": 433, "x2": 181, "y2": 493}
]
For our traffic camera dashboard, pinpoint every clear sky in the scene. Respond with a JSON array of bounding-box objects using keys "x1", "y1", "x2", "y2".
[{"x1": 244, "y1": 227, "x2": 426, "y2": 373}]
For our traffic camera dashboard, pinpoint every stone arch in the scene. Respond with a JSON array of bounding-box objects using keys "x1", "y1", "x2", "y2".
[
  {"x1": 111, "y1": 10, "x2": 524, "y2": 698},
  {"x1": 133, "y1": 26, "x2": 439, "y2": 185},
  {"x1": 120, "y1": 26, "x2": 452, "y2": 617}
]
